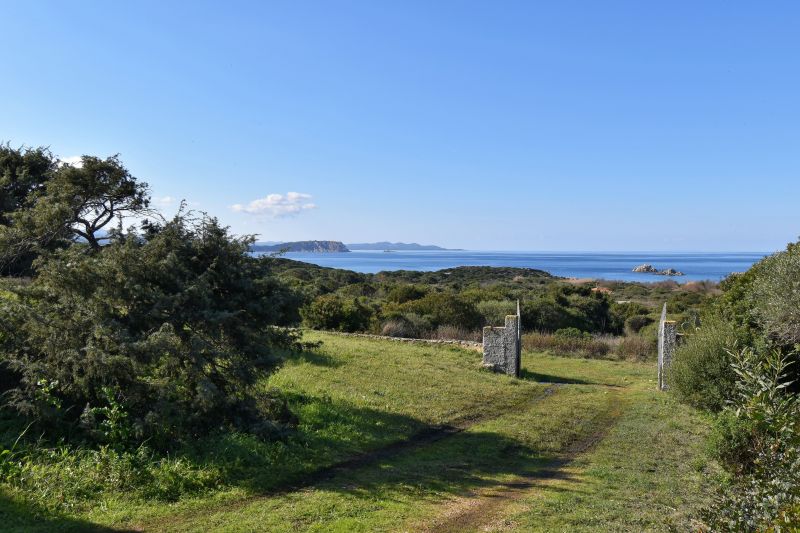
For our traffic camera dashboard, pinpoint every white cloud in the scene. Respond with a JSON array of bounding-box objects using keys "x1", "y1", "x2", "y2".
[
  {"x1": 231, "y1": 192, "x2": 317, "y2": 218},
  {"x1": 153, "y1": 196, "x2": 175, "y2": 207},
  {"x1": 60, "y1": 155, "x2": 84, "y2": 168}
]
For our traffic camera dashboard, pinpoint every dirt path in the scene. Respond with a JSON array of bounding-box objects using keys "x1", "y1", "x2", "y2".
[
  {"x1": 418, "y1": 393, "x2": 626, "y2": 533},
  {"x1": 133, "y1": 385, "x2": 560, "y2": 531},
  {"x1": 265, "y1": 384, "x2": 560, "y2": 496}
]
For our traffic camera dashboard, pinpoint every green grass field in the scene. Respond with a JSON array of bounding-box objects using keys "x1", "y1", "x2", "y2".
[{"x1": 0, "y1": 332, "x2": 718, "y2": 532}]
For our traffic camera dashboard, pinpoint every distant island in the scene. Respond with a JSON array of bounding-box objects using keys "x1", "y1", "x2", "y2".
[
  {"x1": 347, "y1": 242, "x2": 462, "y2": 251},
  {"x1": 632, "y1": 263, "x2": 684, "y2": 276},
  {"x1": 251, "y1": 240, "x2": 350, "y2": 253}
]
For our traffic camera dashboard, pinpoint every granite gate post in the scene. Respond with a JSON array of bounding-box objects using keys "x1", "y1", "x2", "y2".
[
  {"x1": 482, "y1": 300, "x2": 521, "y2": 377},
  {"x1": 657, "y1": 303, "x2": 677, "y2": 391}
]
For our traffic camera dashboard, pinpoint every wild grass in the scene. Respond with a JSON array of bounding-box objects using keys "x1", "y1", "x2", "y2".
[
  {"x1": 0, "y1": 331, "x2": 713, "y2": 532},
  {"x1": 522, "y1": 332, "x2": 655, "y2": 361}
]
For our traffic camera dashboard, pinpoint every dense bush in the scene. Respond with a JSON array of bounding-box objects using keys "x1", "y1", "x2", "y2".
[
  {"x1": 670, "y1": 315, "x2": 739, "y2": 412},
  {"x1": 749, "y1": 241, "x2": 800, "y2": 346},
  {"x1": 703, "y1": 348, "x2": 800, "y2": 531},
  {"x1": 475, "y1": 299, "x2": 516, "y2": 326},
  {"x1": 668, "y1": 240, "x2": 800, "y2": 530},
  {"x1": 390, "y1": 292, "x2": 482, "y2": 330},
  {"x1": 520, "y1": 286, "x2": 618, "y2": 334},
  {"x1": 0, "y1": 215, "x2": 301, "y2": 448},
  {"x1": 301, "y1": 293, "x2": 374, "y2": 332},
  {"x1": 386, "y1": 284, "x2": 428, "y2": 304},
  {"x1": 624, "y1": 314, "x2": 653, "y2": 335}
]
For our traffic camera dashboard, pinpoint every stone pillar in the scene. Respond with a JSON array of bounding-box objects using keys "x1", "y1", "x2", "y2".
[
  {"x1": 657, "y1": 303, "x2": 677, "y2": 391},
  {"x1": 482, "y1": 301, "x2": 521, "y2": 377}
]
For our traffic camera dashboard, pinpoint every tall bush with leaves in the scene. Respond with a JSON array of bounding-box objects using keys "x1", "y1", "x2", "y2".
[
  {"x1": 0, "y1": 214, "x2": 302, "y2": 448},
  {"x1": 703, "y1": 348, "x2": 800, "y2": 531},
  {"x1": 670, "y1": 315, "x2": 739, "y2": 412}
]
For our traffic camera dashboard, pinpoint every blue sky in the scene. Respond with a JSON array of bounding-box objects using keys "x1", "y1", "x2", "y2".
[{"x1": 2, "y1": 1, "x2": 798, "y2": 251}]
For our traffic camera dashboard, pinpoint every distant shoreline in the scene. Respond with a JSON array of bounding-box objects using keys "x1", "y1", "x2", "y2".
[{"x1": 255, "y1": 250, "x2": 766, "y2": 282}]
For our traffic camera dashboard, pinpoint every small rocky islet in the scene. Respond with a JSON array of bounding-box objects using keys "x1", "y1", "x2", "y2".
[{"x1": 632, "y1": 263, "x2": 684, "y2": 276}]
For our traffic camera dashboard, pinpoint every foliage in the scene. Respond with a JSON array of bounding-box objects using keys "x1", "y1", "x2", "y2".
[
  {"x1": 0, "y1": 145, "x2": 57, "y2": 223},
  {"x1": 475, "y1": 299, "x2": 516, "y2": 326},
  {"x1": 670, "y1": 315, "x2": 739, "y2": 412},
  {"x1": 624, "y1": 314, "x2": 653, "y2": 335},
  {"x1": 749, "y1": 241, "x2": 800, "y2": 346},
  {"x1": 301, "y1": 293, "x2": 373, "y2": 332},
  {"x1": 554, "y1": 327, "x2": 592, "y2": 340},
  {"x1": 703, "y1": 348, "x2": 800, "y2": 531},
  {"x1": 385, "y1": 284, "x2": 428, "y2": 303},
  {"x1": 0, "y1": 214, "x2": 302, "y2": 448},
  {"x1": 265, "y1": 258, "x2": 715, "y2": 343},
  {"x1": 387, "y1": 291, "x2": 482, "y2": 330},
  {"x1": 0, "y1": 145, "x2": 60, "y2": 274},
  {"x1": 0, "y1": 155, "x2": 155, "y2": 278}
]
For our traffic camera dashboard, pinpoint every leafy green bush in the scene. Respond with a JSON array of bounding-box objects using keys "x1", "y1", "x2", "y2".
[
  {"x1": 624, "y1": 315, "x2": 653, "y2": 335},
  {"x1": 749, "y1": 241, "x2": 800, "y2": 346},
  {"x1": 707, "y1": 409, "x2": 758, "y2": 473},
  {"x1": 554, "y1": 327, "x2": 592, "y2": 340},
  {"x1": 670, "y1": 315, "x2": 738, "y2": 412},
  {"x1": 301, "y1": 294, "x2": 373, "y2": 332},
  {"x1": 703, "y1": 348, "x2": 800, "y2": 531},
  {"x1": 385, "y1": 284, "x2": 428, "y2": 304},
  {"x1": 475, "y1": 299, "x2": 516, "y2": 326},
  {"x1": 0, "y1": 214, "x2": 301, "y2": 448},
  {"x1": 393, "y1": 292, "x2": 482, "y2": 330}
]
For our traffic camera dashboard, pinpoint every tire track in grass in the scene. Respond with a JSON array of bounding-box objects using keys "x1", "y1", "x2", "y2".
[
  {"x1": 133, "y1": 384, "x2": 561, "y2": 531},
  {"x1": 420, "y1": 390, "x2": 626, "y2": 533}
]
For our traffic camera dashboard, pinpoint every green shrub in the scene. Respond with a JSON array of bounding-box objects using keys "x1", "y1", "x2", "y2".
[
  {"x1": 624, "y1": 315, "x2": 653, "y2": 335},
  {"x1": 301, "y1": 293, "x2": 373, "y2": 332},
  {"x1": 475, "y1": 299, "x2": 516, "y2": 326},
  {"x1": 0, "y1": 215, "x2": 301, "y2": 448},
  {"x1": 749, "y1": 241, "x2": 800, "y2": 347},
  {"x1": 554, "y1": 327, "x2": 592, "y2": 340},
  {"x1": 396, "y1": 292, "x2": 482, "y2": 330},
  {"x1": 702, "y1": 348, "x2": 800, "y2": 531},
  {"x1": 707, "y1": 410, "x2": 758, "y2": 473},
  {"x1": 670, "y1": 315, "x2": 738, "y2": 412},
  {"x1": 386, "y1": 284, "x2": 428, "y2": 304}
]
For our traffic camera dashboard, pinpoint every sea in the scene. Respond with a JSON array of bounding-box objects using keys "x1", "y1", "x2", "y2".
[{"x1": 259, "y1": 250, "x2": 770, "y2": 282}]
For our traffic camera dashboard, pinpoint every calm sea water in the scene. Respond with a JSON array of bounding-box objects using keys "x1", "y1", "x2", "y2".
[{"x1": 262, "y1": 251, "x2": 770, "y2": 282}]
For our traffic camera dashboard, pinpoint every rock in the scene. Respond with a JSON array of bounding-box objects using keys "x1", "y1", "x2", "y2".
[
  {"x1": 632, "y1": 263, "x2": 659, "y2": 273},
  {"x1": 632, "y1": 264, "x2": 684, "y2": 276}
]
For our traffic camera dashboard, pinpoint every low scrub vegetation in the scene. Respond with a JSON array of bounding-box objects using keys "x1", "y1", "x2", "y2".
[
  {"x1": 522, "y1": 331, "x2": 654, "y2": 361},
  {"x1": 671, "y1": 239, "x2": 800, "y2": 531}
]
